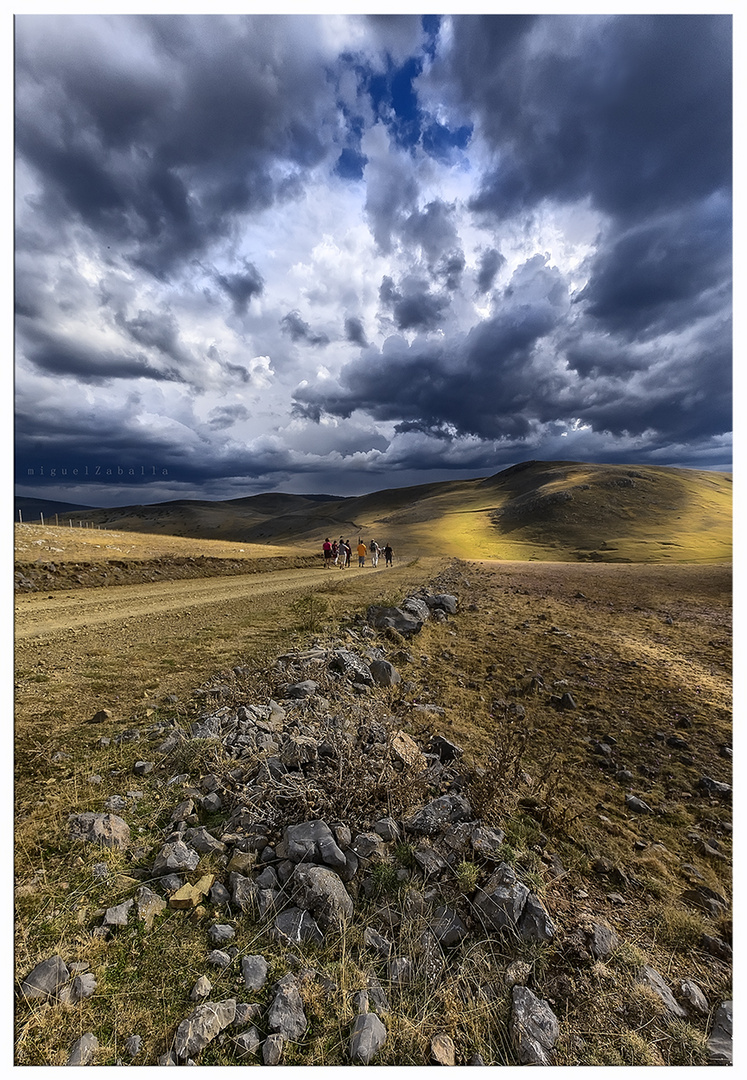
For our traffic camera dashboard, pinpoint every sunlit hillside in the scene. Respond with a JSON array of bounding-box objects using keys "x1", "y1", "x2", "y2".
[{"x1": 27, "y1": 461, "x2": 731, "y2": 564}]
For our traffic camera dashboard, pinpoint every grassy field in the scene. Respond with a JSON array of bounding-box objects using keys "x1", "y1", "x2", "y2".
[{"x1": 13, "y1": 544, "x2": 731, "y2": 1065}]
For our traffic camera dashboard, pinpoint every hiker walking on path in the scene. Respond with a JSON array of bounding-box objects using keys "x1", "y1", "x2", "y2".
[
  {"x1": 384, "y1": 542, "x2": 393, "y2": 567},
  {"x1": 370, "y1": 539, "x2": 380, "y2": 567},
  {"x1": 345, "y1": 540, "x2": 352, "y2": 568},
  {"x1": 357, "y1": 539, "x2": 367, "y2": 567},
  {"x1": 322, "y1": 537, "x2": 332, "y2": 567},
  {"x1": 331, "y1": 540, "x2": 339, "y2": 565}
]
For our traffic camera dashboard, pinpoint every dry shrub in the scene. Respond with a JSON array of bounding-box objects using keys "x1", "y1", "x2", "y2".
[
  {"x1": 626, "y1": 982, "x2": 667, "y2": 1027},
  {"x1": 618, "y1": 1030, "x2": 665, "y2": 1066},
  {"x1": 654, "y1": 904, "x2": 706, "y2": 950}
]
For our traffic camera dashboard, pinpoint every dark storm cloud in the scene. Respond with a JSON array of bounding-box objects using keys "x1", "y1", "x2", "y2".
[
  {"x1": 215, "y1": 261, "x2": 264, "y2": 316},
  {"x1": 576, "y1": 197, "x2": 731, "y2": 339},
  {"x1": 280, "y1": 311, "x2": 330, "y2": 347},
  {"x1": 114, "y1": 308, "x2": 192, "y2": 369},
  {"x1": 441, "y1": 14, "x2": 731, "y2": 224},
  {"x1": 475, "y1": 248, "x2": 505, "y2": 294},
  {"x1": 15, "y1": 14, "x2": 340, "y2": 278},
  {"x1": 378, "y1": 274, "x2": 450, "y2": 332},
  {"x1": 19, "y1": 321, "x2": 185, "y2": 384},
  {"x1": 436, "y1": 250, "x2": 466, "y2": 292},
  {"x1": 344, "y1": 316, "x2": 369, "y2": 348}
]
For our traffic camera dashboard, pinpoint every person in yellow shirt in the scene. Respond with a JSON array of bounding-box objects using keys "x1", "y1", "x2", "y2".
[{"x1": 357, "y1": 540, "x2": 367, "y2": 567}]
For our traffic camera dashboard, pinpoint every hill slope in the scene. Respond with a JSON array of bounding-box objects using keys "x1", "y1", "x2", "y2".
[{"x1": 45, "y1": 461, "x2": 731, "y2": 563}]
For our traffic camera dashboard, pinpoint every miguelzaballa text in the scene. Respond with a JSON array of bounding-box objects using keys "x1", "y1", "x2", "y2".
[{"x1": 26, "y1": 466, "x2": 169, "y2": 478}]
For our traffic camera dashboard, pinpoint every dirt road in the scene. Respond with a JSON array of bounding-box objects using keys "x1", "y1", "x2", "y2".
[{"x1": 15, "y1": 565, "x2": 342, "y2": 640}]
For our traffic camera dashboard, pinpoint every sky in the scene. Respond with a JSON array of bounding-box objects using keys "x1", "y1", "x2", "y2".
[{"x1": 13, "y1": 9, "x2": 733, "y2": 508}]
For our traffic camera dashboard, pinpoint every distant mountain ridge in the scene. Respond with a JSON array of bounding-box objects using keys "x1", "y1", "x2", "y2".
[
  {"x1": 16, "y1": 461, "x2": 732, "y2": 563},
  {"x1": 15, "y1": 496, "x2": 98, "y2": 521}
]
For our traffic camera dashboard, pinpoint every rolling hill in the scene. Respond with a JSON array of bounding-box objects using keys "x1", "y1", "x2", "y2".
[{"x1": 25, "y1": 461, "x2": 731, "y2": 563}]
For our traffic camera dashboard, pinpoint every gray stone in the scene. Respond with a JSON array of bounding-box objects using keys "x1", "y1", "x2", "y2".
[
  {"x1": 369, "y1": 659, "x2": 400, "y2": 687},
  {"x1": 366, "y1": 605, "x2": 423, "y2": 637},
  {"x1": 430, "y1": 735, "x2": 463, "y2": 762},
  {"x1": 173, "y1": 999, "x2": 237, "y2": 1059},
  {"x1": 124, "y1": 1035, "x2": 142, "y2": 1058},
  {"x1": 281, "y1": 680, "x2": 319, "y2": 699},
  {"x1": 230, "y1": 873, "x2": 258, "y2": 913},
  {"x1": 274, "y1": 907, "x2": 324, "y2": 947},
  {"x1": 363, "y1": 926, "x2": 393, "y2": 959},
  {"x1": 474, "y1": 864, "x2": 530, "y2": 932},
  {"x1": 518, "y1": 893, "x2": 556, "y2": 943},
  {"x1": 279, "y1": 820, "x2": 347, "y2": 870},
  {"x1": 585, "y1": 921, "x2": 619, "y2": 959},
  {"x1": 697, "y1": 776, "x2": 732, "y2": 800},
  {"x1": 20, "y1": 955, "x2": 70, "y2": 1001},
  {"x1": 152, "y1": 840, "x2": 200, "y2": 875},
  {"x1": 207, "y1": 950, "x2": 232, "y2": 969},
  {"x1": 263, "y1": 1033, "x2": 285, "y2": 1065},
  {"x1": 201, "y1": 792, "x2": 222, "y2": 814},
  {"x1": 426, "y1": 593, "x2": 458, "y2": 614},
  {"x1": 104, "y1": 898, "x2": 134, "y2": 927},
  {"x1": 388, "y1": 956, "x2": 413, "y2": 986},
  {"x1": 470, "y1": 826, "x2": 506, "y2": 861},
  {"x1": 208, "y1": 924, "x2": 235, "y2": 945},
  {"x1": 68, "y1": 811, "x2": 130, "y2": 851},
  {"x1": 330, "y1": 648, "x2": 375, "y2": 685},
  {"x1": 511, "y1": 985, "x2": 559, "y2": 1066},
  {"x1": 267, "y1": 974, "x2": 307, "y2": 1040},
  {"x1": 402, "y1": 596, "x2": 430, "y2": 623},
  {"x1": 638, "y1": 966, "x2": 687, "y2": 1019},
  {"x1": 625, "y1": 794, "x2": 653, "y2": 814},
  {"x1": 280, "y1": 735, "x2": 319, "y2": 767},
  {"x1": 406, "y1": 794, "x2": 473, "y2": 836},
  {"x1": 349, "y1": 1012, "x2": 387, "y2": 1064},
  {"x1": 57, "y1": 972, "x2": 97, "y2": 1005},
  {"x1": 374, "y1": 817, "x2": 400, "y2": 842},
  {"x1": 677, "y1": 979, "x2": 709, "y2": 1017},
  {"x1": 234, "y1": 1027, "x2": 261, "y2": 1059},
  {"x1": 413, "y1": 846, "x2": 449, "y2": 877},
  {"x1": 133, "y1": 760, "x2": 154, "y2": 775},
  {"x1": 183, "y1": 826, "x2": 226, "y2": 855},
  {"x1": 66, "y1": 1032, "x2": 99, "y2": 1066},
  {"x1": 707, "y1": 1000, "x2": 733, "y2": 1065},
  {"x1": 367, "y1": 974, "x2": 390, "y2": 1016},
  {"x1": 291, "y1": 863, "x2": 354, "y2": 929},
  {"x1": 430, "y1": 905, "x2": 469, "y2": 946},
  {"x1": 241, "y1": 955, "x2": 268, "y2": 992},
  {"x1": 352, "y1": 832, "x2": 386, "y2": 861},
  {"x1": 209, "y1": 881, "x2": 231, "y2": 906}
]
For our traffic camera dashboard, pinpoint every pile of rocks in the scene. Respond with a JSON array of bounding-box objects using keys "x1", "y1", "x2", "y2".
[{"x1": 17, "y1": 588, "x2": 732, "y2": 1066}]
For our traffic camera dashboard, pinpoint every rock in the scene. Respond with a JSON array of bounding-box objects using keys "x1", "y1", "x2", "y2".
[
  {"x1": 267, "y1": 974, "x2": 307, "y2": 1041},
  {"x1": 388, "y1": 956, "x2": 413, "y2": 986},
  {"x1": 697, "y1": 776, "x2": 731, "y2": 800},
  {"x1": 511, "y1": 985, "x2": 559, "y2": 1066},
  {"x1": 426, "y1": 594, "x2": 458, "y2": 615},
  {"x1": 263, "y1": 1033, "x2": 285, "y2": 1065},
  {"x1": 133, "y1": 760, "x2": 154, "y2": 775},
  {"x1": 474, "y1": 864, "x2": 530, "y2": 932},
  {"x1": 638, "y1": 966, "x2": 687, "y2": 1019},
  {"x1": 104, "y1": 899, "x2": 134, "y2": 927},
  {"x1": 274, "y1": 907, "x2": 325, "y2": 947},
  {"x1": 241, "y1": 955, "x2": 268, "y2": 992},
  {"x1": 169, "y1": 875, "x2": 215, "y2": 909},
  {"x1": 190, "y1": 976, "x2": 212, "y2": 1001},
  {"x1": 373, "y1": 816, "x2": 400, "y2": 842},
  {"x1": 330, "y1": 649, "x2": 374, "y2": 685},
  {"x1": 405, "y1": 794, "x2": 473, "y2": 836},
  {"x1": 470, "y1": 826, "x2": 506, "y2": 861},
  {"x1": 352, "y1": 832, "x2": 386, "y2": 861},
  {"x1": 349, "y1": 1013, "x2": 387, "y2": 1064},
  {"x1": 230, "y1": 873, "x2": 258, "y2": 913},
  {"x1": 207, "y1": 950, "x2": 232, "y2": 969},
  {"x1": 701, "y1": 934, "x2": 732, "y2": 961},
  {"x1": 367, "y1": 605, "x2": 423, "y2": 637},
  {"x1": 367, "y1": 975, "x2": 390, "y2": 1016},
  {"x1": 201, "y1": 793, "x2": 222, "y2": 813},
  {"x1": 677, "y1": 979, "x2": 709, "y2": 1016},
  {"x1": 183, "y1": 826, "x2": 226, "y2": 856},
  {"x1": 707, "y1": 1001, "x2": 733, "y2": 1065},
  {"x1": 430, "y1": 906, "x2": 469, "y2": 947},
  {"x1": 66, "y1": 1032, "x2": 99, "y2": 1065},
  {"x1": 279, "y1": 820, "x2": 347, "y2": 870},
  {"x1": 363, "y1": 926, "x2": 393, "y2": 959},
  {"x1": 391, "y1": 730, "x2": 428, "y2": 770},
  {"x1": 431, "y1": 1032, "x2": 456, "y2": 1066},
  {"x1": 124, "y1": 1035, "x2": 142, "y2": 1058},
  {"x1": 68, "y1": 812, "x2": 130, "y2": 851},
  {"x1": 208, "y1": 924, "x2": 235, "y2": 945},
  {"x1": 57, "y1": 972, "x2": 97, "y2": 1004},
  {"x1": 585, "y1": 921, "x2": 619, "y2": 959},
  {"x1": 20, "y1": 955, "x2": 70, "y2": 1001},
  {"x1": 518, "y1": 893, "x2": 556, "y2": 943},
  {"x1": 291, "y1": 863, "x2": 354, "y2": 929},
  {"x1": 280, "y1": 735, "x2": 319, "y2": 768},
  {"x1": 281, "y1": 680, "x2": 318, "y2": 699},
  {"x1": 152, "y1": 840, "x2": 200, "y2": 876},
  {"x1": 504, "y1": 960, "x2": 532, "y2": 988},
  {"x1": 369, "y1": 659, "x2": 400, "y2": 687},
  {"x1": 136, "y1": 886, "x2": 167, "y2": 928},
  {"x1": 90, "y1": 708, "x2": 113, "y2": 724},
  {"x1": 234, "y1": 1027, "x2": 261, "y2": 1059},
  {"x1": 625, "y1": 794, "x2": 653, "y2": 814},
  {"x1": 173, "y1": 999, "x2": 237, "y2": 1059},
  {"x1": 413, "y1": 847, "x2": 449, "y2": 877}
]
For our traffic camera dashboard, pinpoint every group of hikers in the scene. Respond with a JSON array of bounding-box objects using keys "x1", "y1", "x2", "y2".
[{"x1": 322, "y1": 536, "x2": 393, "y2": 569}]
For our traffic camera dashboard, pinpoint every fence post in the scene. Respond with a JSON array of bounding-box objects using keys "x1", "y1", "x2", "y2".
[
  {"x1": 40, "y1": 512, "x2": 44, "y2": 526},
  {"x1": 18, "y1": 509, "x2": 22, "y2": 523}
]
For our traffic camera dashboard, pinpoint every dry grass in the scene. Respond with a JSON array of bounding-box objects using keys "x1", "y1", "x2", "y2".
[{"x1": 14, "y1": 553, "x2": 731, "y2": 1065}]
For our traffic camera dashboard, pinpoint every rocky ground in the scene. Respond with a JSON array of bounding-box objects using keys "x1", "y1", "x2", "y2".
[{"x1": 14, "y1": 563, "x2": 732, "y2": 1066}]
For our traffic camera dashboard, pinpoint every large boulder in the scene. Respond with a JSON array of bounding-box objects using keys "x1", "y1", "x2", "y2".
[
  {"x1": 474, "y1": 864, "x2": 530, "y2": 932},
  {"x1": 366, "y1": 606, "x2": 423, "y2": 637}
]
